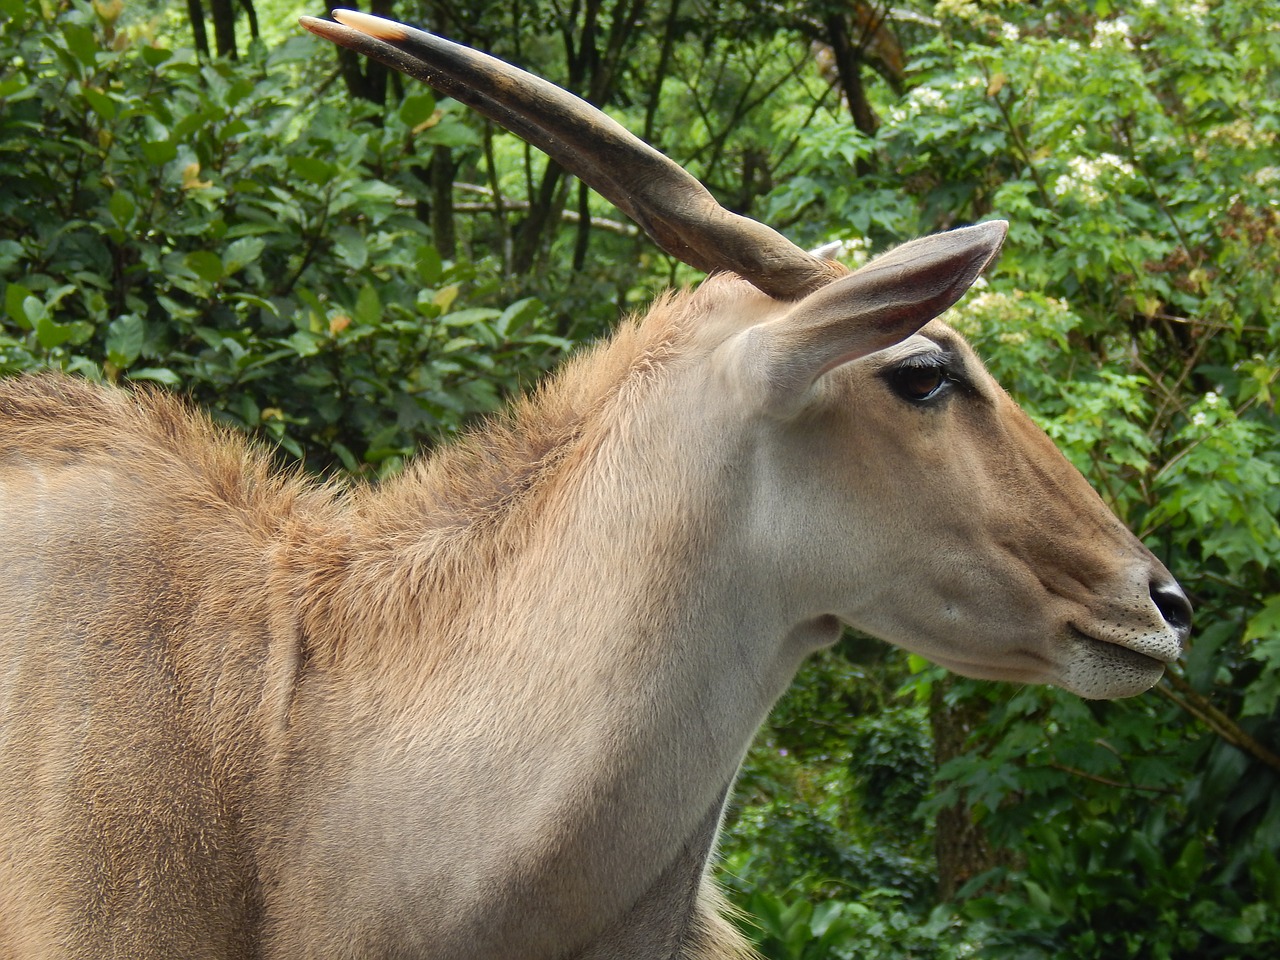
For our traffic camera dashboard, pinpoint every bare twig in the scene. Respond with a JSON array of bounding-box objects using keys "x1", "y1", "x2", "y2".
[
  {"x1": 1157, "y1": 673, "x2": 1280, "y2": 776},
  {"x1": 451, "y1": 200, "x2": 636, "y2": 235},
  {"x1": 983, "y1": 71, "x2": 1055, "y2": 212},
  {"x1": 1047, "y1": 762, "x2": 1179, "y2": 795}
]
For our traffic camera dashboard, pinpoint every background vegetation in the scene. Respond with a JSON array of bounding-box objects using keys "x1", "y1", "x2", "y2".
[{"x1": 2, "y1": 0, "x2": 1276, "y2": 956}]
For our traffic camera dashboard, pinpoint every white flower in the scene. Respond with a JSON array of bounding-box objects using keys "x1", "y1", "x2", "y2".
[
  {"x1": 1054, "y1": 174, "x2": 1104, "y2": 205},
  {"x1": 1102, "y1": 153, "x2": 1134, "y2": 175},
  {"x1": 1204, "y1": 391, "x2": 1220, "y2": 407},
  {"x1": 934, "y1": 0, "x2": 979, "y2": 19},
  {"x1": 1192, "y1": 412, "x2": 1207, "y2": 427},
  {"x1": 910, "y1": 85, "x2": 948, "y2": 111},
  {"x1": 1054, "y1": 153, "x2": 1138, "y2": 205},
  {"x1": 1091, "y1": 18, "x2": 1134, "y2": 51}
]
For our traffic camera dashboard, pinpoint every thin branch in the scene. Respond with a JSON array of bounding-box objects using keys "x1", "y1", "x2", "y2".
[
  {"x1": 452, "y1": 199, "x2": 636, "y2": 235},
  {"x1": 275, "y1": 183, "x2": 332, "y2": 298},
  {"x1": 772, "y1": 77, "x2": 838, "y2": 182},
  {"x1": 1151, "y1": 386, "x2": 1269, "y2": 486},
  {"x1": 1154, "y1": 312, "x2": 1267, "y2": 334},
  {"x1": 1047, "y1": 762, "x2": 1179, "y2": 795},
  {"x1": 642, "y1": 0, "x2": 682, "y2": 144},
  {"x1": 1157, "y1": 673, "x2": 1280, "y2": 776},
  {"x1": 1118, "y1": 121, "x2": 1193, "y2": 260},
  {"x1": 982, "y1": 69, "x2": 1055, "y2": 212},
  {"x1": 481, "y1": 124, "x2": 513, "y2": 275}
]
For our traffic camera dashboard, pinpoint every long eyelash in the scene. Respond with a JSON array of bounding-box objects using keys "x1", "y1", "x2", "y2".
[{"x1": 895, "y1": 351, "x2": 952, "y2": 371}]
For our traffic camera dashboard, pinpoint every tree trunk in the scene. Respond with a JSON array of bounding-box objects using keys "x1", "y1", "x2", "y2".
[
  {"x1": 822, "y1": 13, "x2": 877, "y2": 138},
  {"x1": 335, "y1": 0, "x2": 395, "y2": 104},
  {"x1": 209, "y1": 0, "x2": 237, "y2": 59},
  {"x1": 930, "y1": 678, "x2": 999, "y2": 902},
  {"x1": 509, "y1": 0, "x2": 644, "y2": 274},
  {"x1": 238, "y1": 0, "x2": 259, "y2": 44},
  {"x1": 428, "y1": 146, "x2": 457, "y2": 261},
  {"x1": 572, "y1": 181, "x2": 591, "y2": 272},
  {"x1": 187, "y1": 0, "x2": 210, "y2": 58}
]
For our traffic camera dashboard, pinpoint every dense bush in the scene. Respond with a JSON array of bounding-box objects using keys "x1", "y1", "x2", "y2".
[{"x1": 0, "y1": 0, "x2": 570, "y2": 474}]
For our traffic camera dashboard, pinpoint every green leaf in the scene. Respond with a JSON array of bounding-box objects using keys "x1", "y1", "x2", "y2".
[
  {"x1": 1244, "y1": 594, "x2": 1280, "y2": 645},
  {"x1": 441, "y1": 336, "x2": 477, "y2": 353},
  {"x1": 185, "y1": 250, "x2": 224, "y2": 283},
  {"x1": 141, "y1": 139, "x2": 177, "y2": 165},
  {"x1": 332, "y1": 226, "x2": 368, "y2": 270},
  {"x1": 354, "y1": 283, "x2": 381, "y2": 327},
  {"x1": 227, "y1": 293, "x2": 278, "y2": 317},
  {"x1": 416, "y1": 244, "x2": 443, "y2": 286},
  {"x1": 81, "y1": 86, "x2": 116, "y2": 120},
  {"x1": 0, "y1": 239, "x2": 22, "y2": 272},
  {"x1": 140, "y1": 45, "x2": 172, "y2": 68},
  {"x1": 495, "y1": 298, "x2": 542, "y2": 339},
  {"x1": 1172, "y1": 838, "x2": 1206, "y2": 889},
  {"x1": 5, "y1": 282, "x2": 34, "y2": 329},
  {"x1": 1024, "y1": 879, "x2": 1055, "y2": 915},
  {"x1": 61, "y1": 23, "x2": 99, "y2": 67},
  {"x1": 286, "y1": 155, "x2": 335, "y2": 186},
  {"x1": 108, "y1": 190, "x2": 136, "y2": 229},
  {"x1": 330, "y1": 442, "x2": 360, "y2": 473},
  {"x1": 421, "y1": 113, "x2": 479, "y2": 148},
  {"x1": 222, "y1": 237, "x2": 265, "y2": 276},
  {"x1": 34, "y1": 313, "x2": 82, "y2": 350},
  {"x1": 442, "y1": 307, "x2": 501, "y2": 328},
  {"x1": 127, "y1": 367, "x2": 181, "y2": 385},
  {"x1": 287, "y1": 330, "x2": 322, "y2": 357},
  {"x1": 171, "y1": 105, "x2": 219, "y2": 142},
  {"x1": 105, "y1": 314, "x2": 145, "y2": 366},
  {"x1": 1242, "y1": 597, "x2": 1280, "y2": 715},
  {"x1": 398, "y1": 91, "x2": 437, "y2": 128}
]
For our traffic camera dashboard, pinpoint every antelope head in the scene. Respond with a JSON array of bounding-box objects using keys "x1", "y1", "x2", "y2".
[{"x1": 301, "y1": 11, "x2": 1191, "y2": 699}]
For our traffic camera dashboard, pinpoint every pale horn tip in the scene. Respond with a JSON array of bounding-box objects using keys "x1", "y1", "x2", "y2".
[{"x1": 330, "y1": 9, "x2": 410, "y2": 41}]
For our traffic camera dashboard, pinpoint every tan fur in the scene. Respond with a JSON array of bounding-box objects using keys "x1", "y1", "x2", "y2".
[{"x1": 0, "y1": 258, "x2": 1186, "y2": 958}]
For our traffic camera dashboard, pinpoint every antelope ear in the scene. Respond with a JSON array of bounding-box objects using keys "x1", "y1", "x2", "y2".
[{"x1": 734, "y1": 220, "x2": 1006, "y2": 409}]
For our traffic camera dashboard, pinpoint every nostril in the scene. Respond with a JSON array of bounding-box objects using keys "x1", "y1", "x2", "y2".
[{"x1": 1151, "y1": 581, "x2": 1193, "y2": 636}]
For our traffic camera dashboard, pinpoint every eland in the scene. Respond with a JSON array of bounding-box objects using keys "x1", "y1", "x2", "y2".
[{"x1": 0, "y1": 10, "x2": 1191, "y2": 959}]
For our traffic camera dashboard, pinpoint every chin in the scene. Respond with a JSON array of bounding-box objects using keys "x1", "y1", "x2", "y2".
[{"x1": 1056, "y1": 641, "x2": 1169, "y2": 700}]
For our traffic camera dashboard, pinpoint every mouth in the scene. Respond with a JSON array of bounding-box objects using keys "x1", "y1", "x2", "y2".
[
  {"x1": 1069, "y1": 625, "x2": 1180, "y2": 667},
  {"x1": 1061, "y1": 626, "x2": 1175, "y2": 699}
]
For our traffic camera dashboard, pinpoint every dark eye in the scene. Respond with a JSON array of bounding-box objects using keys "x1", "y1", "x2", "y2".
[{"x1": 884, "y1": 355, "x2": 953, "y2": 403}]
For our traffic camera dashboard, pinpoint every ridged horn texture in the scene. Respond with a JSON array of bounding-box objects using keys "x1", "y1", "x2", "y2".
[{"x1": 300, "y1": 10, "x2": 843, "y2": 301}]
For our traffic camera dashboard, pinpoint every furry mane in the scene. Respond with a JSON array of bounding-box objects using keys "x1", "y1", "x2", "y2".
[{"x1": 364, "y1": 278, "x2": 739, "y2": 541}]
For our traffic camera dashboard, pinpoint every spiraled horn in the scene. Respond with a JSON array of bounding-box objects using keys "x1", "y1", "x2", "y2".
[{"x1": 300, "y1": 10, "x2": 842, "y2": 301}]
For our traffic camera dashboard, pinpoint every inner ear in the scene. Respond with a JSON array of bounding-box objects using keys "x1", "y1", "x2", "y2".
[{"x1": 732, "y1": 221, "x2": 1006, "y2": 411}]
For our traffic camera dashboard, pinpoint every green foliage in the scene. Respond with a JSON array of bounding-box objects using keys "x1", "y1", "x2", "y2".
[
  {"x1": 724, "y1": 640, "x2": 936, "y2": 900},
  {"x1": 916, "y1": 681, "x2": 1280, "y2": 959},
  {"x1": 0, "y1": 0, "x2": 569, "y2": 472},
  {"x1": 726, "y1": 1, "x2": 1280, "y2": 957},
  {"x1": 737, "y1": 886, "x2": 973, "y2": 960}
]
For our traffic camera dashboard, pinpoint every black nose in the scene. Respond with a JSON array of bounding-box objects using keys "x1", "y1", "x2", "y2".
[{"x1": 1150, "y1": 580, "x2": 1193, "y2": 640}]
